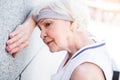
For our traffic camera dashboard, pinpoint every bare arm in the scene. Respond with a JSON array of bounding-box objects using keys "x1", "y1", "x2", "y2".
[
  {"x1": 6, "y1": 13, "x2": 37, "y2": 58},
  {"x1": 71, "y1": 62, "x2": 105, "y2": 80}
]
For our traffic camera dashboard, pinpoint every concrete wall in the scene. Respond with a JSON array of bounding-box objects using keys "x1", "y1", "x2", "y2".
[
  {"x1": 0, "y1": 0, "x2": 42, "y2": 80},
  {"x1": 0, "y1": 0, "x2": 66, "y2": 80}
]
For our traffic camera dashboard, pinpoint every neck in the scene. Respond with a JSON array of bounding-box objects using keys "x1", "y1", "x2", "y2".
[{"x1": 67, "y1": 32, "x2": 95, "y2": 58}]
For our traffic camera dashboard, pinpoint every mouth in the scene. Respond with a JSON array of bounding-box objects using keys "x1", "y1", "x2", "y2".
[{"x1": 46, "y1": 40, "x2": 53, "y2": 46}]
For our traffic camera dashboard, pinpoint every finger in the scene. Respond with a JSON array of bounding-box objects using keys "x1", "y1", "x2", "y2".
[
  {"x1": 6, "y1": 35, "x2": 28, "y2": 53},
  {"x1": 12, "y1": 41, "x2": 29, "y2": 58},
  {"x1": 10, "y1": 40, "x2": 29, "y2": 55},
  {"x1": 9, "y1": 25, "x2": 23, "y2": 38},
  {"x1": 7, "y1": 31, "x2": 24, "y2": 45},
  {"x1": 12, "y1": 53, "x2": 18, "y2": 58}
]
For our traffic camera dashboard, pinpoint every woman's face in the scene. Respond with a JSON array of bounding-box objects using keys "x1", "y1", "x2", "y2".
[{"x1": 38, "y1": 19, "x2": 72, "y2": 52}]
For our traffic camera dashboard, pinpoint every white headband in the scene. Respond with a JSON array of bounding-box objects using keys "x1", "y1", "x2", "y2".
[{"x1": 37, "y1": 9, "x2": 72, "y2": 22}]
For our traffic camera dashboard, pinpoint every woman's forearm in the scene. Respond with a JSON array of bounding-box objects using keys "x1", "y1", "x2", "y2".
[{"x1": 23, "y1": 14, "x2": 37, "y2": 34}]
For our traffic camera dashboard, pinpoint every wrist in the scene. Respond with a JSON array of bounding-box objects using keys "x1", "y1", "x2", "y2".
[{"x1": 23, "y1": 16, "x2": 37, "y2": 34}]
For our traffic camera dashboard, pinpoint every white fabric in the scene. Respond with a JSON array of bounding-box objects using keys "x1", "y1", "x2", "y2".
[
  {"x1": 37, "y1": 9, "x2": 72, "y2": 22},
  {"x1": 51, "y1": 42, "x2": 113, "y2": 80}
]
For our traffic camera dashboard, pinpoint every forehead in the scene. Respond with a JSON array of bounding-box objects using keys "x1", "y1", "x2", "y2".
[
  {"x1": 37, "y1": 18, "x2": 71, "y2": 27},
  {"x1": 38, "y1": 19, "x2": 54, "y2": 24}
]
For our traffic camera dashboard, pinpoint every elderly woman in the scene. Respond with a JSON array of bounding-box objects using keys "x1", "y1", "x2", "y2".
[{"x1": 6, "y1": 0, "x2": 113, "y2": 80}]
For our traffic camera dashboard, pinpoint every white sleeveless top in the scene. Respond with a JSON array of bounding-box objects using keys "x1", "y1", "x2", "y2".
[{"x1": 51, "y1": 42, "x2": 113, "y2": 80}]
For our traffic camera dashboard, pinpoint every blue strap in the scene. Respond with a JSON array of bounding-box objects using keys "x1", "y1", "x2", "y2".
[{"x1": 72, "y1": 43, "x2": 105, "y2": 59}]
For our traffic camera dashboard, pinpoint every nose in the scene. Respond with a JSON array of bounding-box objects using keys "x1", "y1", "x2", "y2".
[{"x1": 40, "y1": 30, "x2": 47, "y2": 39}]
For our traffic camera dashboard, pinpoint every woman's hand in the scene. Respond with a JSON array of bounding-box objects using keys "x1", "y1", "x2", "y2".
[
  {"x1": 6, "y1": 24, "x2": 31, "y2": 57},
  {"x1": 6, "y1": 16, "x2": 36, "y2": 58}
]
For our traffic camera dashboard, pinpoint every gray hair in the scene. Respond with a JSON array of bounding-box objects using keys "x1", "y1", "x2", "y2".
[{"x1": 32, "y1": 0, "x2": 91, "y2": 32}]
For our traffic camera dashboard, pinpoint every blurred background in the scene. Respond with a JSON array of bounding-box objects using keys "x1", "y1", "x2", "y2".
[
  {"x1": 86, "y1": 0, "x2": 120, "y2": 71},
  {"x1": 21, "y1": 0, "x2": 120, "y2": 80}
]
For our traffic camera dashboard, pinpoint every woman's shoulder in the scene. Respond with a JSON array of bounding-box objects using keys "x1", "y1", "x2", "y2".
[{"x1": 71, "y1": 62, "x2": 105, "y2": 80}]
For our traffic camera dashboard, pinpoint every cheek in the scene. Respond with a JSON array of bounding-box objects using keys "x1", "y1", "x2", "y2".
[
  {"x1": 48, "y1": 26, "x2": 69, "y2": 48},
  {"x1": 54, "y1": 33, "x2": 68, "y2": 48}
]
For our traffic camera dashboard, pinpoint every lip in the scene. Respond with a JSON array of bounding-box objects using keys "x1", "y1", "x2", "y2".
[{"x1": 46, "y1": 40, "x2": 53, "y2": 45}]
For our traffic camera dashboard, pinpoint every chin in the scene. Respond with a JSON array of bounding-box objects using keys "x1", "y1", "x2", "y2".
[{"x1": 49, "y1": 48, "x2": 58, "y2": 53}]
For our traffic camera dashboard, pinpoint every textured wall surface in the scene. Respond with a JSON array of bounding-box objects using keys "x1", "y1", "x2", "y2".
[{"x1": 0, "y1": 0, "x2": 42, "y2": 80}]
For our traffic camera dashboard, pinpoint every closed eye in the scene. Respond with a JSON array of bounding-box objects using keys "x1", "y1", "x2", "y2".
[{"x1": 45, "y1": 22, "x2": 51, "y2": 27}]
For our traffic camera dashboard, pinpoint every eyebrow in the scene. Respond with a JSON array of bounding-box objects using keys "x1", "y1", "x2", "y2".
[
  {"x1": 39, "y1": 19, "x2": 46, "y2": 24},
  {"x1": 37, "y1": 19, "x2": 53, "y2": 25},
  {"x1": 37, "y1": 19, "x2": 46, "y2": 26}
]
